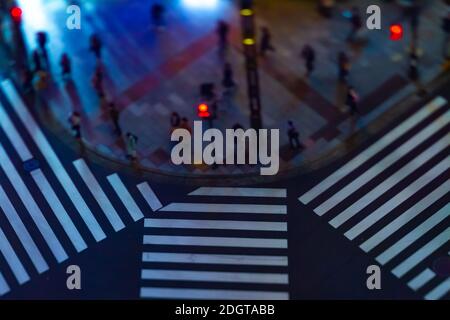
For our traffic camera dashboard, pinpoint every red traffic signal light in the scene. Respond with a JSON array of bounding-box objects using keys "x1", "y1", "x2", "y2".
[
  {"x1": 390, "y1": 24, "x2": 403, "y2": 41},
  {"x1": 197, "y1": 103, "x2": 210, "y2": 118},
  {"x1": 10, "y1": 6, "x2": 23, "y2": 22}
]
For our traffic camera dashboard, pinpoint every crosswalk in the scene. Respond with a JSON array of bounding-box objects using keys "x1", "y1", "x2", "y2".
[
  {"x1": 0, "y1": 79, "x2": 158, "y2": 297},
  {"x1": 298, "y1": 96, "x2": 450, "y2": 300},
  {"x1": 139, "y1": 187, "x2": 289, "y2": 300}
]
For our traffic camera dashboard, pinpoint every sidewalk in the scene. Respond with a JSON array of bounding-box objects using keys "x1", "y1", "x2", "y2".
[{"x1": 12, "y1": 0, "x2": 450, "y2": 176}]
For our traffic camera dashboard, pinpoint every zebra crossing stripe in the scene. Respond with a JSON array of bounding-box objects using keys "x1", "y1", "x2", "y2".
[
  {"x1": 0, "y1": 80, "x2": 106, "y2": 242},
  {"x1": 74, "y1": 159, "x2": 125, "y2": 232},
  {"x1": 142, "y1": 252, "x2": 288, "y2": 266},
  {"x1": 107, "y1": 174, "x2": 144, "y2": 221},
  {"x1": 144, "y1": 218, "x2": 287, "y2": 231},
  {"x1": 0, "y1": 184, "x2": 48, "y2": 273},
  {"x1": 425, "y1": 277, "x2": 450, "y2": 300},
  {"x1": 0, "y1": 227, "x2": 30, "y2": 285},
  {"x1": 360, "y1": 181, "x2": 450, "y2": 252},
  {"x1": 330, "y1": 136, "x2": 449, "y2": 227},
  {"x1": 0, "y1": 272, "x2": 10, "y2": 296},
  {"x1": 376, "y1": 203, "x2": 450, "y2": 265},
  {"x1": 141, "y1": 269, "x2": 289, "y2": 284},
  {"x1": 31, "y1": 169, "x2": 88, "y2": 253},
  {"x1": 189, "y1": 187, "x2": 287, "y2": 198},
  {"x1": 391, "y1": 227, "x2": 450, "y2": 278},
  {"x1": 140, "y1": 287, "x2": 289, "y2": 300},
  {"x1": 137, "y1": 182, "x2": 162, "y2": 211},
  {"x1": 143, "y1": 235, "x2": 288, "y2": 248},
  {"x1": 160, "y1": 203, "x2": 286, "y2": 214},
  {"x1": 344, "y1": 157, "x2": 449, "y2": 240},
  {"x1": 407, "y1": 269, "x2": 436, "y2": 291},
  {"x1": 0, "y1": 143, "x2": 68, "y2": 263},
  {"x1": 298, "y1": 96, "x2": 447, "y2": 204},
  {"x1": 316, "y1": 114, "x2": 450, "y2": 216}
]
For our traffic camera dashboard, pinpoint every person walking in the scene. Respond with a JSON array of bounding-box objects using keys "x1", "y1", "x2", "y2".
[
  {"x1": 60, "y1": 53, "x2": 71, "y2": 80},
  {"x1": 36, "y1": 32, "x2": 49, "y2": 68},
  {"x1": 287, "y1": 121, "x2": 301, "y2": 150},
  {"x1": 217, "y1": 20, "x2": 229, "y2": 55},
  {"x1": 126, "y1": 132, "x2": 138, "y2": 161},
  {"x1": 89, "y1": 34, "x2": 102, "y2": 60},
  {"x1": 347, "y1": 7, "x2": 362, "y2": 42},
  {"x1": 346, "y1": 86, "x2": 359, "y2": 116},
  {"x1": 338, "y1": 51, "x2": 350, "y2": 83},
  {"x1": 180, "y1": 117, "x2": 192, "y2": 134},
  {"x1": 260, "y1": 27, "x2": 275, "y2": 56},
  {"x1": 301, "y1": 44, "x2": 316, "y2": 77},
  {"x1": 109, "y1": 102, "x2": 122, "y2": 136},
  {"x1": 68, "y1": 111, "x2": 82, "y2": 140},
  {"x1": 151, "y1": 3, "x2": 165, "y2": 30}
]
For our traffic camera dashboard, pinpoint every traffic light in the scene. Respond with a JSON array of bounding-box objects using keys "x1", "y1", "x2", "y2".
[
  {"x1": 197, "y1": 103, "x2": 210, "y2": 118},
  {"x1": 390, "y1": 24, "x2": 403, "y2": 41},
  {"x1": 10, "y1": 6, "x2": 23, "y2": 23}
]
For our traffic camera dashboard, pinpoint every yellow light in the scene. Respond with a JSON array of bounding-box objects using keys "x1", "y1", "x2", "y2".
[
  {"x1": 243, "y1": 38, "x2": 255, "y2": 46},
  {"x1": 240, "y1": 9, "x2": 253, "y2": 16}
]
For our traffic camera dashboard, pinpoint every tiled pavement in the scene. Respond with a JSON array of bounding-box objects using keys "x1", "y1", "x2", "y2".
[{"x1": 11, "y1": 0, "x2": 449, "y2": 176}]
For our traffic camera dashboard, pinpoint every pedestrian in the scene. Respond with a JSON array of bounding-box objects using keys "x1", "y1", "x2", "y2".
[
  {"x1": 217, "y1": 20, "x2": 229, "y2": 55},
  {"x1": 260, "y1": 27, "x2": 275, "y2": 56},
  {"x1": 36, "y1": 32, "x2": 49, "y2": 68},
  {"x1": 170, "y1": 111, "x2": 181, "y2": 129},
  {"x1": 126, "y1": 132, "x2": 138, "y2": 161},
  {"x1": 301, "y1": 44, "x2": 315, "y2": 77},
  {"x1": 338, "y1": 51, "x2": 350, "y2": 83},
  {"x1": 68, "y1": 111, "x2": 82, "y2": 140},
  {"x1": 442, "y1": 12, "x2": 450, "y2": 59},
  {"x1": 347, "y1": 6, "x2": 362, "y2": 42},
  {"x1": 151, "y1": 3, "x2": 165, "y2": 30},
  {"x1": 91, "y1": 65, "x2": 104, "y2": 97},
  {"x1": 109, "y1": 102, "x2": 122, "y2": 136},
  {"x1": 89, "y1": 34, "x2": 102, "y2": 60},
  {"x1": 346, "y1": 86, "x2": 359, "y2": 116},
  {"x1": 60, "y1": 53, "x2": 71, "y2": 79},
  {"x1": 287, "y1": 121, "x2": 301, "y2": 149},
  {"x1": 180, "y1": 117, "x2": 192, "y2": 134},
  {"x1": 32, "y1": 49, "x2": 42, "y2": 73}
]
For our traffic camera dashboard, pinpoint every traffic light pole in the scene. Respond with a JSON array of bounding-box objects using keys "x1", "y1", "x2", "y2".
[{"x1": 240, "y1": 0, "x2": 263, "y2": 129}]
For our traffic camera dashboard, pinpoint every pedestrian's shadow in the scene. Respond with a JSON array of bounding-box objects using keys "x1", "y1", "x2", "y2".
[{"x1": 63, "y1": 79, "x2": 82, "y2": 112}]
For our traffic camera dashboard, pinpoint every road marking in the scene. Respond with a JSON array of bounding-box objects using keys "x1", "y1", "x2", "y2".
[
  {"x1": 424, "y1": 277, "x2": 450, "y2": 300},
  {"x1": 107, "y1": 174, "x2": 144, "y2": 221},
  {"x1": 330, "y1": 135, "x2": 449, "y2": 226},
  {"x1": 316, "y1": 116, "x2": 450, "y2": 216},
  {"x1": 144, "y1": 218, "x2": 287, "y2": 231},
  {"x1": 1, "y1": 80, "x2": 106, "y2": 242},
  {"x1": 189, "y1": 187, "x2": 287, "y2": 198},
  {"x1": 140, "y1": 287, "x2": 289, "y2": 300},
  {"x1": 407, "y1": 269, "x2": 436, "y2": 291},
  {"x1": 160, "y1": 203, "x2": 286, "y2": 214},
  {"x1": 142, "y1": 252, "x2": 288, "y2": 266},
  {"x1": 143, "y1": 235, "x2": 288, "y2": 248},
  {"x1": 31, "y1": 169, "x2": 88, "y2": 253},
  {"x1": 0, "y1": 272, "x2": 9, "y2": 296},
  {"x1": 376, "y1": 203, "x2": 450, "y2": 265},
  {"x1": 0, "y1": 184, "x2": 48, "y2": 273},
  {"x1": 137, "y1": 182, "x2": 162, "y2": 211},
  {"x1": 360, "y1": 181, "x2": 450, "y2": 252},
  {"x1": 344, "y1": 157, "x2": 449, "y2": 240},
  {"x1": 0, "y1": 143, "x2": 68, "y2": 263},
  {"x1": 298, "y1": 96, "x2": 447, "y2": 204},
  {"x1": 73, "y1": 159, "x2": 125, "y2": 232},
  {"x1": 391, "y1": 227, "x2": 450, "y2": 278},
  {"x1": 141, "y1": 269, "x2": 289, "y2": 284},
  {"x1": 0, "y1": 227, "x2": 29, "y2": 285}
]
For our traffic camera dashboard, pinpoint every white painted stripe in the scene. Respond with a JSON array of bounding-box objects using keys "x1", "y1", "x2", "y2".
[
  {"x1": 391, "y1": 227, "x2": 450, "y2": 278},
  {"x1": 73, "y1": 159, "x2": 125, "y2": 232},
  {"x1": 140, "y1": 287, "x2": 289, "y2": 300},
  {"x1": 331, "y1": 135, "x2": 449, "y2": 227},
  {"x1": 141, "y1": 269, "x2": 289, "y2": 284},
  {"x1": 137, "y1": 182, "x2": 162, "y2": 211},
  {"x1": 1, "y1": 80, "x2": 106, "y2": 242},
  {"x1": 0, "y1": 102, "x2": 32, "y2": 161},
  {"x1": 376, "y1": 203, "x2": 450, "y2": 265},
  {"x1": 316, "y1": 117, "x2": 449, "y2": 216},
  {"x1": 298, "y1": 96, "x2": 447, "y2": 204},
  {"x1": 360, "y1": 181, "x2": 450, "y2": 252},
  {"x1": 144, "y1": 218, "x2": 287, "y2": 231},
  {"x1": 345, "y1": 157, "x2": 449, "y2": 240},
  {"x1": 31, "y1": 169, "x2": 87, "y2": 252},
  {"x1": 424, "y1": 277, "x2": 450, "y2": 300},
  {"x1": 407, "y1": 269, "x2": 436, "y2": 291},
  {"x1": 143, "y1": 235, "x2": 287, "y2": 248},
  {"x1": 0, "y1": 227, "x2": 29, "y2": 284},
  {"x1": 0, "y1": 184, "x2": 48, "y2": 273},
  {"x1": 107, "y1": 174, "x2": 144, "y2": 221},
  {"x1": 0, "y1": 272, "x2": 10, "y2": 296},
  {"x1": 142, "y1": 252, "x2": 288, "y2": 266},
  {"x1": 160, "y1": 203, "x2": 286, "y2": 214},
  {"x1": 189, "y1": 187, "x2": 287, "y2": 198},
  {"x1": 0, "y1": 143, "x2": 68, "y2": 263}
]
